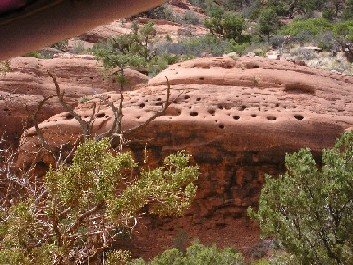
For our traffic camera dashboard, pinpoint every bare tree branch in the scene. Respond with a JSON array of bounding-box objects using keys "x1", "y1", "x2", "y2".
[
  {"x1": 48, "y1": 71, "x2": 95, "y2": 139},
  {"x1": 124, "y1": 76, "x2": 172, "y2": 134},
  {"x1": 30, "y1": 95, "x2": 56, "y2": 153}
]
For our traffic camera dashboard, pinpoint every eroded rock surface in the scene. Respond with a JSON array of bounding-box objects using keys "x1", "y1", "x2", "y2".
[
  {"x1": 18, "y1": 56, "x2": 353, "y2": 256},
  {"x1": 80, "y1": 18, "x2": 208, "y2": 44},
  {"x1": 0, "y1": 56, "x2": 148, "y2": 144}
]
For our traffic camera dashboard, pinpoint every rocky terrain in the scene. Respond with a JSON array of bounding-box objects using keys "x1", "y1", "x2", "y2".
[
  {"x1": 15, "y1": 55, "x2": 353, "y2": 257},
  {"x1": 0, "y1": 56, "x2": 147, "y2": 144},
  {"x1": 1, "y1": 0, "x2": 353, "y2": 262}
]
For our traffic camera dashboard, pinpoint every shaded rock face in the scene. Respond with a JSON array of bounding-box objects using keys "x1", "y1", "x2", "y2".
[
  {"x1": 0, "y1": 57, "x2": 148, "y2": 144},
  {"x1": 18, "y1": 56, "x2": 353, "y2": 255}
]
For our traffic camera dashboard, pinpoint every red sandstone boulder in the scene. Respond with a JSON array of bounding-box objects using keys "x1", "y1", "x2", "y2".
[
  {"x1": 17, "y1": 56, "x2": 353, "y2": 257},
  {"x1": 18, "y1": 55, "x2": 353, "y2": 194},
  {"x1": 80, "y1": 18, "x2": 208, "y2": 43},
  {"x1": 0, "y1": 56, "x2": 148, "y2": 144}
]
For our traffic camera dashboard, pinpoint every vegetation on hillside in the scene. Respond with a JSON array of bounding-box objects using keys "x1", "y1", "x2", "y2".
[
  {"x1": 130, "y1": 241, "x2": 244, "y2": 265},
  {"x1": 0, "y1": 139, "x2": 199, "y2": 264},
  {"x1": 4, "y1": 0, "x2": 353, "y2": 264}
]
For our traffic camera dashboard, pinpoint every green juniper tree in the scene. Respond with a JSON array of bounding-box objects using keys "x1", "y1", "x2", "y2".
[
  {"x1": 249, "y1": 132, "x2": 353, "y2": 265},
  {"x1": 204, "y1": 6, "x2": 245, "y2": 41},
  {"x1": 258, "y1": 8, "x2": 280, "y2": 42},
  {"x1": 0, "y1": 139, "x2": 199, "y2": 264}
]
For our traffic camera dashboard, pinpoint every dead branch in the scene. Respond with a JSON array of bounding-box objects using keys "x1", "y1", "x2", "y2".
[
  {"x1": 48, "y1": 71, "x2": 97, "y2": 139},
  {"x1": 31, "y1": 95, "x2": 56, "y2": 153},
  {"x1": 124, "y1": 76, "x2": 172, "y2": 134}
]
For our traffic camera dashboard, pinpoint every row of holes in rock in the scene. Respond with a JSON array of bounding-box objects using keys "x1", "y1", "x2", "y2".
[
  {"x1": 190, "y1": 110, "x2": 304, "y2": 121},
  {"x1": 216, "y1": 115, "x2": 304, "y2": 130}
]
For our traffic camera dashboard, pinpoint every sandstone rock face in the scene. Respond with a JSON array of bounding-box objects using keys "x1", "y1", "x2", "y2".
[
  {"x1": 79, "y1": 16, "x2": 208, "y2": 44},
  {"x1": 80, "y1": 20, "x2": 131, "y2": 43},
  {"x1": 0, "y1": 57, "x2": 148, "y2": 144},
  {"x1": 18, "y1": 56, "x2": 353, "y2": 256}
]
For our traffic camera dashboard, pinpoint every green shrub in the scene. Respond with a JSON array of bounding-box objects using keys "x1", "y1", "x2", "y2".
[
  {"x1": 280, "y1": 18, "x2": 333, "y2": 38},
  {"x1": 251, "y1": 252, "x2": 299, "y2": 265},
  {"x1": 204, "y1": 5, "x2": 245, "y2": 41},
  {"x1": 23, "y1": 51, "x2": 44, "y2": 59},
  {"x1": 147, "y1": 53, "x2": 180, "y2": 76},
  {"x1": 156, "y1": 35, "x2": 250, "y2": 58},
  {"x1": 333, "y1": 20, "x2": 353, "y2": 43},
  {"x1": 222, "y1": 12, "x2": 245, "y2": 40},
  {"x1": 50, "y1": 39, "x2": 68, "y2": 51},
  {"x1": 343, "y1": 0, "x2": 353, "y2": 20},
  {"x1": 71, "y1": 41, "x2": 86, "y2": 54},
  {"x1": 182, "y1": 11, "x2": 201, "y2": 25},
  {"x1": 129, "y1": 240, "x2": 244, "y2": 265},
  {"x1": 94, "y1": 21, "x2": 183, "y2": 76},
  {"x1": 258, "y1": 8, "x2": 280, "y2": 41},
  {"x1": 0, "y1": 139, "x2": 199, "y2": 264},
  {"x1": 249, "y1": 132, "x2": 353, "y2": 264},
  {"x1": 137, "y1": 4, "x2": 174, "y2": 20}
]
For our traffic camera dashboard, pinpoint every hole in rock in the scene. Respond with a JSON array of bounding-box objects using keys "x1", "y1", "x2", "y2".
[
  {"x1": 199, "y1": 77, "x2": 205, "y2": 80},
  {"x1": 233, "y1": 116, "x2": 240, "y2": 120},
  {"x1": 251, "y1": 114, "x2": 257, "y2": 117},
  {"x1": 239, "y1": 105, "x2": 246, "y2": 111},
  {"x1": 196, "y1": 97, "x2": 201, "y2": 102},
  {"x1": 190, "y1": 112, "x2": 199, "y2": 117},
  {"x1": 157, "y1": 98, "x2": 162, "y2": 101},
  {"x1": 219, "y1": 124, "x2": 225, "y2": 129},
  {"x1": 208, "y1": 109, "x2": 216, "y2": 115},
  {"x1": 267, "y1": 116, "x2": 277, "y2": 120},
  {"x1": 3, "y1": 108, "x2": 9, "y2": 112},
  {"x1": 165, "y1": 107, "x2": 182, "y2": 116},
  {"x1": 155, "y1": 102, "x2": 163, "y2": 106},
  {"x1": 65, "y1": 113, "x2": 74, "y2": 120},
  {"x1": 294, "y1": 115, "x2": 304, "y2": 120},
  {"x1": 139, "y1": 103, "x2": 146, "y2": 108},
  {"x1": 284, "y1": 83, "x2": 315, "y2": 95},
  {"x1": 185, "y1": 95, "x2": 190, "y2": 99},
  {"x1": 96, "y1": 113, "x2": 105, "y2": 118}
]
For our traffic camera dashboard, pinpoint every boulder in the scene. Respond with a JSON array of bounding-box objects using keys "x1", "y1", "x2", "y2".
[
  {"x1": 0, "y1": 56, "x2": 148, "y2": 144},
  {"x1": 17, "y1": 56, "x2": 353, "y2": 257}
]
